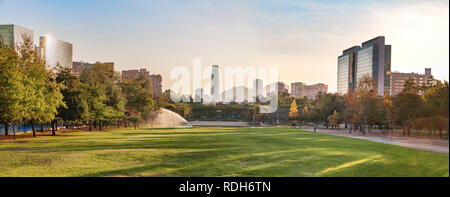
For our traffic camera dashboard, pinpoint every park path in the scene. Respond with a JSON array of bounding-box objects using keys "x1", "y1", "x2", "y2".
[{"x1": 305, "y1": 128, "x2": 449, "y2": 154}]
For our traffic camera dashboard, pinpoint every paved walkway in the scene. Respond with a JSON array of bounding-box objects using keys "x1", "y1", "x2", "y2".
[{"x1": 305, "y1": 128, "x2": 449, "y2": 154}]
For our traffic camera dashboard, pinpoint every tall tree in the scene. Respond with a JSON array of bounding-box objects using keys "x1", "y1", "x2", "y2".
[
  {"x1": 80, "y1": 63, "x2": 109, "y2": 131},
  {"x1": 392, "y1": 78, "x2": 424, "y2": 136},
  {"x1": 17, "y1": 37, "x2": 64, "y2": 137},
  {"x1": 121, "y1": 73, "x2": 156, "y2": 127},
  {"x1": 55, "y1": 65, "x2": 89, "y2": 129},
  {"x1": 354, "y1": 76, "x2": 378, "y2": 134},
  {"x1": 0, "y1": 40, "x2": 23, "y2": 135}
]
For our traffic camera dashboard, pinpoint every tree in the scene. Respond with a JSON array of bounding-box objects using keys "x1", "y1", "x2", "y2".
[
  {"x1": 313, "y1": 93, "x2": 345, "y2": 128},
  {"x1": 343, "y1": 92, "x2": 356, "y2": 130},
  {"x1": 288, "y1": 99, "x2": 299, "y2": 123},
  {"x1": 0, "y1": 40, "x2": 23, "y2": 136},
  {"x1": 299, "y1": 105, "x2": 310, "y2": 125},
  {"x1": 17, "y1": 37, "x2": 64, "y2": 137},
  {"x1": 174, "y1": 103, "x2": 193, "y2": 120},
  {"x1": 121, "y1": 73, "x2": 156, "y2": 127},
  {"x1": 80, "y1": 63, "x2": 109, "y2": 131},
  {"x1": 354, "y1": 76, "x2": 378, "y2": 134},
  {"x1": 392, "y1": 78, "x2": 424, "y2": 136},
  {"x1": 327, "y1": 110, "x2": 341, "y2": 129},
  {"x1": 55, "y1": 65, "x2": 89, "y2": 129},
  {"x1": 378, "y1": 94, "x2": 393, "y2": 133}
]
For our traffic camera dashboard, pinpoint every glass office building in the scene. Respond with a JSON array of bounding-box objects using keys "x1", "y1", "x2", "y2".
[
  {"x1": 39, "y1": 36, "x2": 73, "y2": 69},
  {"x1": 356, "y1": 45, "x2": 374, "y2": 81},
  {"x1": 0, "y1": 24, "x2": 34, "y2": 48},
  {"x1": 338, "y1": 36, "x2": 391, "y2": 96},
  {"x1": 337, "y1": 54, "x2": 350, "y2": 94},
  {"x1": 337, "y1": 46, "x2": 359, "y2": 95}
]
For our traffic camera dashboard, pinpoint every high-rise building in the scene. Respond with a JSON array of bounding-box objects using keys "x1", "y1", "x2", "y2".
[
  {"x1": 337, "y1": 36, "x2": 391, "y2": 96},
  {"x1": 39, "y1": 36, "x2": 73, "y2": 69},
  {"x1": 291, "y1": 82, "x2": 328, "y2": 99},
  {"x1": 337, "y1": 46, "x2": 359, "y2": 94},
  {"x1": 122, "y1": 68, "x2": 163, "y2": 96},
  {"x1": 253, "y1": 78, "x2": 264, "y2": 102},
  {"x1": 210, "y1": 65, "x2": 221, "y2": 103},
  {"x1": 0, "y1": 24, "x2": 34, "y2": 48},
  {"x1": 390, "y1": 68, "x2": 432, "y2": 96}
]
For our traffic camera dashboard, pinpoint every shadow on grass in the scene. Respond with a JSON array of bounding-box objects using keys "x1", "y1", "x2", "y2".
[{"x1": 81, "y1": 147, "x2": 367, "y2": 177}]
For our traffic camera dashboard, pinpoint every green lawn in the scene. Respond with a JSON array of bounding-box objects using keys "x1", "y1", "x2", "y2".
[{"x1": 0, "y1": 127, "x2": 448, "y2": 177}]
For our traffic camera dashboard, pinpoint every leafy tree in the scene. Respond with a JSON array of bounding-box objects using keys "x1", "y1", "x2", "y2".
[
  {"x1": 174, "y1": 103, "x2": 193, "y2": 120},
  {"x1": 327, "y1": 110, "x2": 341, "y2": 129},
  {"x1": 377, "y1": 94, "x2": 393, "y2": 133},
  {"x1": 17, "y1": 37, "x2": 64, "y2": 137},
  {"x1": 312, "y1": 93, "x2": 345, "y2": 128},
  {"x1": 354, "y1": 76, "x2": 378, "y2": 134},
  {"x1": 299, "y1": 105, "x2": 310, "y2": 125},
  {"x1": 55, "y1": 65, "x2": 89, "y2": 129},
  {"x1": 0, "y1": 40, "x2": 23, "y2": 135},
  {"x1": 392, "y1": 78, "x2": 424, "y2": 136},
  {"x1": 288, "y1": 99, "x2": 298, "y2": 123},
  {"x1": 121, "y1": 73, "x2": 156, "y2": 127},
  {"x1": 80, "y1": 63, "x2": 109, "y2": 131}
]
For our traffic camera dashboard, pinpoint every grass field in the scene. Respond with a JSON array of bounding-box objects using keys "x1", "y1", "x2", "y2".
[{"x1": 0, "y1": 127, "x2": 448, "y2": 177}]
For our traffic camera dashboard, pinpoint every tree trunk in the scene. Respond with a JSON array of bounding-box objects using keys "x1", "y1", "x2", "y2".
[
  {"x1": 99, "y1": 121, "x2": 103, "y2": 131},
  {"x1": 51, "y1": 122, "x2": 55, "y2": 135},
  {"x1": 439, "y1": 129, "x2": 442, "y2": 138},
  {"x1": 89, "y1": 121, "x2": 92, "y2": 131},
  {"x1": 52, "y1": 121, "x2": 56, "y2": 136},
  {"x1": 40, "y1": 124, "x2": 44, "y2": 132},
  {"x1": 30, "y1": 120, "x2": 36, "y2": 137},
  {"x1": 3, "y1": 122, "x2": 8, "y2": 136},
  {"x1": 117, "y1": 120, "x2": 120, "y2": 128}
]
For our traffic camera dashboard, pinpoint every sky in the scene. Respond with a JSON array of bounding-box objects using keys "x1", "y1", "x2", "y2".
[{"x1": 0, "y1": 0, "x2": 449, "y2": 92}]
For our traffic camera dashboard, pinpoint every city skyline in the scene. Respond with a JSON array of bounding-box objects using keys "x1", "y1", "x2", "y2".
[{"x1": 0, "y1": 0, "x2": 448, "y2": 92}]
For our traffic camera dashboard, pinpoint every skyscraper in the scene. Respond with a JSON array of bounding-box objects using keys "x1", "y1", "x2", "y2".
[
  {"x1": 39, "y1": 36, "x2": 73, "y2": 69},
  {"x1": 337, "y1": 46, "x2": 359, "y2": 94},
  {"x1": 0, "y1": 24, "x2": 34, "y2": 48},
  {"x1": 337, "y1": 36, "x2": 391, "y2": 96},
  {"x1": 210, "y1": 65, "x2": 221, "y2": 103},
  {"x1": 253, "y1": 78, "x2": 263, "y2": 102}
]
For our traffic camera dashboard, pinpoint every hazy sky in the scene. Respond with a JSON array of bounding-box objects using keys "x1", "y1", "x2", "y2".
[{"x1": 1, "y1": 0, "x2": 448, "y2": 92}]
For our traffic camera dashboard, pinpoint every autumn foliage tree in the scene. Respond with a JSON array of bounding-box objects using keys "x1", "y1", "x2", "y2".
[{"x1": 288, "y1": 99, "x2": 298, "y2": 124}]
